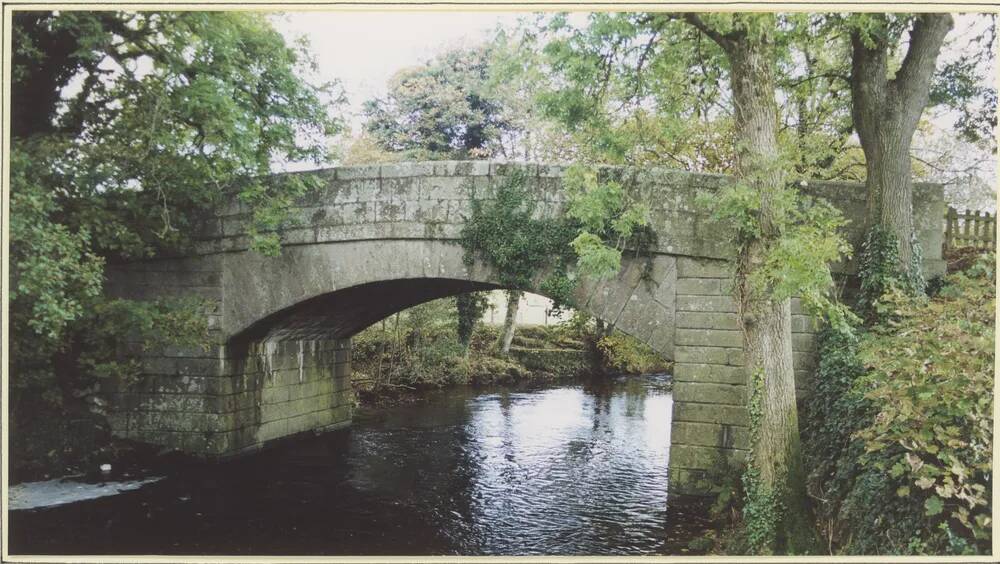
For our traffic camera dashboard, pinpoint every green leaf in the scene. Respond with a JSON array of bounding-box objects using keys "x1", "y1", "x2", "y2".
[{"x1": 924, "y1": 495, "x2": 944, "y2": 517}]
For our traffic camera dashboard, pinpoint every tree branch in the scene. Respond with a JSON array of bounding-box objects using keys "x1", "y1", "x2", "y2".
[
  {"x1": 782, "y1": 72, "x2": 851, "y2": 89},
  {"x1": 681, "y1": 13, "x2": 735, "y2": 52},
  {"x1": 892, "y1": 14, "x2": 954, "y2": 109}
]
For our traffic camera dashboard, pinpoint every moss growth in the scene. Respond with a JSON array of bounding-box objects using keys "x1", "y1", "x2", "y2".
[{"x1": 595, "y1": 331, "x2": 672, "y2": 374}]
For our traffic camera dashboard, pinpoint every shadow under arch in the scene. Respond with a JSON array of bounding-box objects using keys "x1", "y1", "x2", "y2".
[{"x1": 230, "y1": 277, "x2": 506, "y2": 347}]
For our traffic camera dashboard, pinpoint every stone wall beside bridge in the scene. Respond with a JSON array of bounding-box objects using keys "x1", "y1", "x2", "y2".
[{"x1": 103, "y1": 160, "x2": 944, "y2": 495}]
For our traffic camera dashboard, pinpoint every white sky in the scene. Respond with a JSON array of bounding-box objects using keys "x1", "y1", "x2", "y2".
[
  {"x1": 272, "y1": 11, "x2": 994, "y2": 130},
  {"x1": 270, "y1": 12, "x2": 532, "y2": 132}
]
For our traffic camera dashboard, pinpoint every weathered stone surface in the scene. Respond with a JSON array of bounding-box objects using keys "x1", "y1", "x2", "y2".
[
  {"x1": 676, "y1": 311, "x2": 739, "y2": 331},
  {"x1": 672, "y1": 402, "x2": 749, "y2": 427},
  {"x1": 670, "y1": 444, "x2": 747, "y2": 472},
  {"x1": 675, "y1": 328, "x2": 742, "y2": 348},
  {"x1": 103, "y1": 160, "x2": 945, "y2": 490},
  {"x1": 672, "y1": 421, "x2": 749, "y2": 450},
  {"x1": 675, "y1": 346, "x2": 743, "y2": 366},
  {"x1": 673, "y1": 382, "x2": 746, "y2": 406},
  {"x1": 675, "y1": 278, "x2": 724, "y2": 296},
  {"x1": 674, "y1": 363, "x2": 745, "y2": 386},
  {"x1": 676, "y1": 257, "x2": 730, "y2": 279},
  {"x1": 676, "y1": 295, "x2": 737, "y2": 313}
]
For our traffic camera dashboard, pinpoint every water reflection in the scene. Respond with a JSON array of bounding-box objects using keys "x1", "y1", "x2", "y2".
[{"x1": 10, "y1": 374, "x2": 704, "y2": 556}]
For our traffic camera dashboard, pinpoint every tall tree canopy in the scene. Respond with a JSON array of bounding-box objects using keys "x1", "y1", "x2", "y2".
[
  {"x1": 362, "y1": 44, "x2": 509, "y2": 159},
  {"x1": 11, "y1": 11, "x2": 343, "y2": 402}
]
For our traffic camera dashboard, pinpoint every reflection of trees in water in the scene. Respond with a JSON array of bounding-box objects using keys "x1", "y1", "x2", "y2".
[
  {"x1": 351, "y1": 382, "x2": 672, "y2": 554},
  {"x1": 623, "y1": 377, "x2": 648, "y2": 418},
  {"x1": 348, "y1": 394, "x2": 475, "y2": 516}
]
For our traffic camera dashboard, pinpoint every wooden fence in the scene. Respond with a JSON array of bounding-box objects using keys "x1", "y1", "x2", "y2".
[{"x1": 944, "y1": 207, "x2": 997, "y2": 251}]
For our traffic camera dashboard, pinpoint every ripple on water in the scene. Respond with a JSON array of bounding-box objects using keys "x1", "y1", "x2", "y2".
[{"x1": 9, "y1": 375, "x2": 705, "y2": 556}]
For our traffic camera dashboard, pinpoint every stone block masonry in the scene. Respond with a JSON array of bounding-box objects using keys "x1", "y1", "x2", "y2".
[
  {"x1": 668, "y1": 256, "x2": 820, "y2": 495},
  {"x1": 102, "y1": 161, "x2": 942, "y2": 491},
  {"x1": 103, "y1": 258, "x2": 353, "y2": 458}
]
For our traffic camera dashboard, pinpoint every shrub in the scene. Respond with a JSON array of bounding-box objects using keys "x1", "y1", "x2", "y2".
[
  {"x1": 802, "y1": 253, "x2": 994, "y2": 555},
  {"x1": 596, "y1": 331, "x2": 672, "y2": 374},
  {"x1": 854, "y1": 253, "x2": 993, "y2": 551}
]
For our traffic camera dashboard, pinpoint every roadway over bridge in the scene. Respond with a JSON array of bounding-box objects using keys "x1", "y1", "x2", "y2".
[{"x1": 104, "y1": 161, "x2": 945, "y2": 494}]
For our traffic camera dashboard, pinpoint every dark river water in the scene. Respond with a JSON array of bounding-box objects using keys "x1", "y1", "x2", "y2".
[{"x1": 9, "y1": 374, "x2": 711, "y2": 556}]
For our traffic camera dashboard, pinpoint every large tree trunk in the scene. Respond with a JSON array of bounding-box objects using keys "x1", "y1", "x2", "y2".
[
  {"x1": 727, "y1": 32, "x2": 807, "y2": 536},
  {"x1": 679, "y1": 19, "x2": 807, "y2": 541},
  {"x1": 850, "y1": 14, "x2": 953, "y2": 275},
  {"x1": 499, "y1": 290, "x2": 522, "y2": 354}
]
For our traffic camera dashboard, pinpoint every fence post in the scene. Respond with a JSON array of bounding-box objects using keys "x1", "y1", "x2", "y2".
[
  {"x1": 962, "y1": 209, "x2": 972, "y2": 247},
  {"x1": 985, "y1": 211, "x2": 995, "y2": 249},
  {"x1": 945, "y1": 207, "x2": 957, "y2": 251},
  {"x1": 972, "y1": 210, "x2": 981, "y2": 248}
]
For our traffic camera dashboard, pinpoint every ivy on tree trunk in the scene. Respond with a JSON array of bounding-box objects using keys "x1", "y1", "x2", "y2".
[
  {"x1": 683, "y1": 13, "x2": 810, "y2": 553},
  {"x1": 850, "y1": 14, "x2": 954, "y2": 282}
]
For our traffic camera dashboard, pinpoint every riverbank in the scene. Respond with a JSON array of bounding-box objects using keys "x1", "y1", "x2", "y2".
[{"x1": 350, "y1": 316, "x2": 671, "y2": 408}]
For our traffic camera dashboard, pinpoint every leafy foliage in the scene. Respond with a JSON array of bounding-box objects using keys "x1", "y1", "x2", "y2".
[
  {"x1": 856, "y1": 225, "x2": 927, "y2": 324},
  {"x1": 563, "y1": 164, "x2": 654, "y2": 280},
  {"x1": 363, "y1": 45, "x2": 509, "y2": 159},
  {"x1": 350, "y1": 296, "x2": 594, "y2": 398},
  {"x1": 699, "y1": 179, "x2": 857, "y2": 331},
  {"x1": 856, "y1": 254, "x2": 994, "y2": 549},
  {"x1": 10, "y1": 11, "x2": 340, "y2": 411},
  {"x1": 456, "y1": 293, "x2": 490, "y2": 350},
  {"x1": 803, "y1": 254, "x2": 994, "y2": 555},
  {"x1": 595, "y1": 332, "x2": 671, "y2": 374},
  {"x1": 741, "y1": 368, "x2": 785, "y2": 555},
  {"x1": 10, "y1": 142, "x2": 104, "y2": 343},
  {"x1": 460, "y1": 170, "x2": 580, "y2": 307}
]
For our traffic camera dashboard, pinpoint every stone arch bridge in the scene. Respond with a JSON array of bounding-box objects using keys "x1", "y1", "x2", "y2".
[{"x1": 105, "y1": 161, "x2": 944, "y2": 494}]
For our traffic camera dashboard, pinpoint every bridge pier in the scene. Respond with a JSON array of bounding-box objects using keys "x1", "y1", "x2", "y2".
[
  {"x1": 106, "y1": 335, "x2": 352, "y2": 457},
  {"x1": 667, "y1": 256, "x2": 817, "y2": 494},
  {"x1": 105, "y1": 257, "x2": 353, "y2": 457}
]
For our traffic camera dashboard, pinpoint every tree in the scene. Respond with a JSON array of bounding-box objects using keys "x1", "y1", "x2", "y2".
[
  {"x1": 847, "y1": 14, "x2": 954, "y2": 286},
  {"x1": 534, "y1": 13, "x2": 861, "y2": 552},
  {"x1": 498, "y1": 290, "x2": 523, "y2": 354},
  {"x1": 677, "y1": 14, "x2": 814, "y2": 552},
  {"x1": 11, "y1": 11, "x2": 342, "y2": 408},
  {"x1": 362, "y1": 44, "x2": 509, "y2": 160}
]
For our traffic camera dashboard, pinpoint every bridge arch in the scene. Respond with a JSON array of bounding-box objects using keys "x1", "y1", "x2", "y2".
[
  {"x1": 223, "y1": 238, "x2": 676, "y2": 356},
  {"x1": 104, "y1": 160, "x2": 945, "y2": 494}
]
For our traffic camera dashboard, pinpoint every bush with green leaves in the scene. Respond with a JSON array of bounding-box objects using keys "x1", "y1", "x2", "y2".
[
  {"x1": 803, "y1": 253, "x2": 994, "y2": 555},
  {"x1": 11, "y1": 11, "x2": 341, "y2": 417},
  {"x1": 595, "y1": 332, "x2": 671, "y2": 374},
  {"x1": 456, "y1": 292, "x2": 490, "y2": 351},
  {"x1": 460, "y1": 169, "x2": 580, "y2": 307}
]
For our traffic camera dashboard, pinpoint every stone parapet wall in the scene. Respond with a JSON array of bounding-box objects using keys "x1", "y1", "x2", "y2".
[{"x1": 186, "y1": 161, "x2": 945, "y2": 280}]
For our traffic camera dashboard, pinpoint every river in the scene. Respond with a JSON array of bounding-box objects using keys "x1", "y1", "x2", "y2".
[{"x1": 8, "y1": 374, "x2": 711, "y2": 556}]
